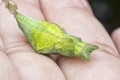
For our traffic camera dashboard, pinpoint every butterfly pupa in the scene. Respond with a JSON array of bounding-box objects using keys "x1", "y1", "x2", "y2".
[{"x1": 15, "y1": 12, "x2": 98, "y2": 60}]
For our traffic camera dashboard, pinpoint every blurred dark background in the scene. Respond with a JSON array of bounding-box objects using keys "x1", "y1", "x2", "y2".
[{"x1": 88, "y1": 0, "x2": 120, "y2": 34}]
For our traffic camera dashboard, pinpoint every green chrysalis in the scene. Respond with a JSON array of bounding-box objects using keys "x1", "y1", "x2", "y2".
[
  {"x1": 14, "y1": 13, "x2": 98, "y2": 60},
  {"x1": 3, "y1": 0, "x2": 98, "y2": 60}
]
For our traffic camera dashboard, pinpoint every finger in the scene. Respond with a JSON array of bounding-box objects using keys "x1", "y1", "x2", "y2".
[
  {"x1": 112, "y1": 28, "x2": 120, "y2": 54},
  {"x1": 40, "y1": 0, "x2": 120, "y2": 80},
  {"x1": 0, "y1": 0, "x2": 65, "y2": 80}
]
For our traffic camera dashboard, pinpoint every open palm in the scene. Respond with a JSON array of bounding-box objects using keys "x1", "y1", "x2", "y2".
[{"x1": 0, "y1": 0, "x2": 120, "y2": 80}]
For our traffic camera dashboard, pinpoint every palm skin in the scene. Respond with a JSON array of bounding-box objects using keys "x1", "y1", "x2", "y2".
[{"x1": 0, "y1": 0, "x2": 120, "y2": 80}]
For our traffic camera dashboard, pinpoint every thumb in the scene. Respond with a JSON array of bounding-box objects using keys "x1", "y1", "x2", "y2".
[{"x1": 112, "y1": 28, "x2": 120, "y2": 54}]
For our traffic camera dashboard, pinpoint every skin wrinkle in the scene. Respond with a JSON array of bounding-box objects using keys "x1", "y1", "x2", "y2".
[
  {"x1": 38, "y1": 0, "x2": 47, "y2": 20},
  {"x1": 93, "y1": 41, "x2": 120, "y2": 58},
  {"x1": 0, "y1": 37, "x2": 5, "y2": 54},
  {"x1": 6, "y1": 43, "x2": 35, "y2": 57},
  {"x1": 0, "y1": 48, "x2": 6, "y2": 54},
  {"x1": 4, "y1": 36, "x2": 34, "y2": 56}
]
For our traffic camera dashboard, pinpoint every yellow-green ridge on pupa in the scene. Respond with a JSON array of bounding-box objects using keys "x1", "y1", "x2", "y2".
[{"x1": 15, "y1": 12, "x2": 98, "y2": 60}]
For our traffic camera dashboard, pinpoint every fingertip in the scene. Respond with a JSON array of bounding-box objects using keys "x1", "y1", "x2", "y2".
[
  {"x1": 111, "y1": 28, "x2": 120, "y2": 53},
  {"x1": 111, "y1": 28, "x2": 120, "y2": 38},
  {"x1": 111, "y1": 27, "x2": 120, "y2": 43}
]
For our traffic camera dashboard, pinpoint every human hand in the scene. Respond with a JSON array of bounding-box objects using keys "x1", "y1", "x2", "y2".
[{"x1": 0, "y1": 0, "x2": 120, "y2": 80}]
